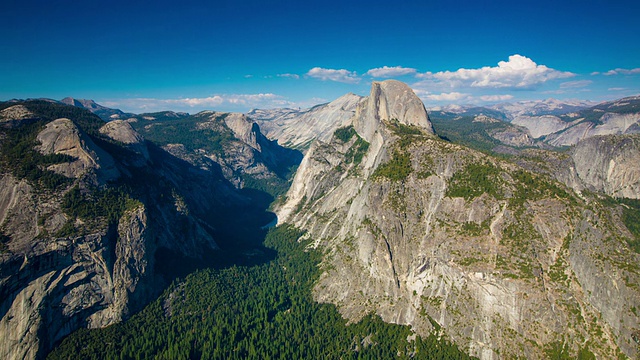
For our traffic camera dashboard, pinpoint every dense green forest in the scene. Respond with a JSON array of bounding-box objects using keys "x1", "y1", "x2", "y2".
[{"x1": 48, "y1": 225, "x2": 476, "y2": 359}]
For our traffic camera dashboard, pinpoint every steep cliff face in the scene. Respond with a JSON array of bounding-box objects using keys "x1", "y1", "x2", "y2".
[
  {"x1": 278, "y1": 80, "x2": 434, "y2": 223},
  {"x1": 0, "y1": 204, "x2": 156, "y2": 360},
  {"x1": 353, "y1": 80, "x2": 434, "y2": 143},
  {"x1": 569, "y1": 134, "x2": 640, "y2": 199},
  {"x1": 545, "y1": 112, "x2": 640, "y2": 147},
  {"x1": 0, "y1": 102, "x2": 247, "y2": 359},
  {"x1": 277, "y1": 81, "x2": 640, "y2": 359}
]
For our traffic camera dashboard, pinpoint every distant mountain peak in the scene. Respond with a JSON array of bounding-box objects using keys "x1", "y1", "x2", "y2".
[{"x1": 60, "y1": 97, "x2": 131, "y2": 121}]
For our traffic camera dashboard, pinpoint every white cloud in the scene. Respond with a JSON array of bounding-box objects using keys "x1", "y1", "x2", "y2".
[
  {"x1": 417, "y1": 54, "x2": 574, "y2": 89},
  {"x1": 366, "y1": 66, "x2": 417, "y2": 78},
  {"x1": 603, "y1": 68, "x2": 640, "y2": 76},
  {"x1": 560, "y1": 80, "x2": 592, "y2": 88},
  {"x1": 608, "y1": 87, "x2": 627, "y2": 91},
  {"x1": 306, "y1": 67, "x2": 360, "y2": 83},
  {"x1": 278, "y1": 73, "x2": 300, "y2": 79},
  {"x1": 425, "y1": 92, "x2": 470, "y2": 101},
  {"x1": 479, "y1": 94, "x2": 514, "y2": 102}
]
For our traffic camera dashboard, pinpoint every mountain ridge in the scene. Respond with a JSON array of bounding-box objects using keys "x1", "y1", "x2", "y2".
[
  {"x1": 275, "y1": 81, "x2": 640, "y2": 359},
  {"x1": 0, "y1": 99, "x2": 282, "y2": 359}
]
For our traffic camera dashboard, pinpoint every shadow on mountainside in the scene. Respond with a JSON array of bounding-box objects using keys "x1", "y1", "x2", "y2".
[{"x1": 135, "y1": 142, "x2": 281, "y2": 281}]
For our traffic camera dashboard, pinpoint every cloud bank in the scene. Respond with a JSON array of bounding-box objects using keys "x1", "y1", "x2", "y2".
[
  {"x1": 306, "y1": 67, "x2": 360, "y2": 83},
  {"x1": 417, "y1": 54, "x2": 574, "y2": 89}
]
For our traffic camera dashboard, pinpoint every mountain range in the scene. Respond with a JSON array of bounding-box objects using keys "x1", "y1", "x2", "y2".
[{"x1": 1, "y1": 85, "x2": 640, "y2": 359}]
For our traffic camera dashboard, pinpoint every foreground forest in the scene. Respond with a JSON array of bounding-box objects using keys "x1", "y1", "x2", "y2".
[{"x1": 47, "y1": 225, "x2": 475, "y2": 359}]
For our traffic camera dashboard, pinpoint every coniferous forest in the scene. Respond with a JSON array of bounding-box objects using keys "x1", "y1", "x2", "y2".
[{"x1": 47, "y1": 225, "x2": 475, "y2": 360}]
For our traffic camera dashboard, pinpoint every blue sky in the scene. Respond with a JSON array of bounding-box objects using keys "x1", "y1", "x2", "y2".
[{"x1": 1, "y1": 0, "x2": 639, "y2": 113}]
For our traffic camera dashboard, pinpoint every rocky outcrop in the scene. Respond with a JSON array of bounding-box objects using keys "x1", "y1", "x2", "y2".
[
  {"x1": 487, "y1": 127, "x2": 535, "y2": 147},
  {"x1": 0, "y1": 178, "x2": 140, "y2": 359},
  {"x1": 0, "y1": 197, "x2": 187, "y2": 360},
  {"x1": 37, "y1": 118, "x2": 120, "y2": 183},
  {"x1": 0, "y1": 105, "x2": 35, "y2": 122},
  {"x1": 517, "y1": 134, "x2": 640, "y2": 200},
  {"x1": 99, "y1": 120, "x2": 150, "y2": 164},
  {"x1": 249, "y1": 93, "x2": 363, "y2": 151},
  {"x1": 510, "y1": 102, "x2": 640, "y2": 148},
  {"x1": 353, "y1": 80, "x2": 434, "y2": 143},
  {"x1": 504, "y1": 96, "x2": 640, "y2": 147},
  {"x1": 277, "y1": 81, "x2": 640, "y2": 359}
]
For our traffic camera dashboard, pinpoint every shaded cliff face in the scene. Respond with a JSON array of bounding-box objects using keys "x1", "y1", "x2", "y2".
[
  {"x1": 128, "y1": 110, "x2": 302, "y2": 193},
  {"x1": 277, "y1": 81, "x2": 640, "y2": 359},
  {"x1": 0, "y1": 101, "x2": 259, "y2": 360}
]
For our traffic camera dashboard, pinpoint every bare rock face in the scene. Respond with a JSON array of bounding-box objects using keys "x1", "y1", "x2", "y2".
[
  {"x1": 278, "y1": 80, "x2": 434, "y2": 224},
  {"x1": 0, "y1": 105, "x2": 35, "y2": 122},
  {"x1": 570, "y1": 134, "x2": 640, "y2": 199},
  {"x1": 511, "y1": 115, "x2": 571, "y2": 139},
  {"x1": 546, "y1": 112, "x2": 640, "y2": 147},
  {"x1": 488, "y1": 128, "x2": 535, "y2": 147},
  {"x1": 512, "y1": 107, "x2": 640, "y2": 147},
  {"x1": 0, "y1": 170, "x2": 224, "y2": 360},
  {"x1": 277, "y1": 81, "x2": 640, "y2": 359},
  {"x1": 0, "y1": 190, "x2": 152, "y2": 360},
  {"x1": 250, "y1": 93, "x2": 364, "y2": 151},
  {"x1": 99, "y1": 120, "x2": 144, "y2": 145},
  {"x1": 353, "y1": 80, "x2": 434, "y2": 143},
  {"x1": 99, "y1": 120, "x2": 150, "y2": 164},
  {"x1": 36, "y1": 118, "x2": 120, "y2": 183}
]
